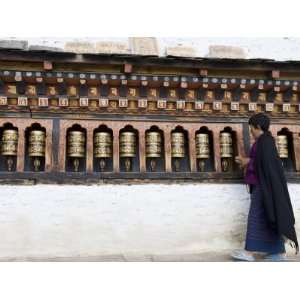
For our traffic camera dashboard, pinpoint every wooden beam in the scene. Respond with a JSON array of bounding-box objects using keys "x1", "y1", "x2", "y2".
[
  {"x1": 199, "y1": 69, "x2": 208, "y2": 76},
  {"x1": 272, "y1": 70, "x2": 280, "y2": 78},
  {"x1": 124, "y1": 63, "x2": 132, "y2": 73},
  {"x1": 2, "y1": 49, "x2": 300, "y2": 73},
  {"x1": 43, "y1": 60, "x2": 53, "y2": 70}
]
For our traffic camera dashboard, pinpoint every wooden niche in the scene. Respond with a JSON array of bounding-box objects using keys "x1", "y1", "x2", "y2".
[
  {"x1": 0, "y1": 122, "x2": 19, "y2": 172},
  {"x1": 195, "y1": 126, "x2": 215, "y2": 172},
  {"x1": 145, "y1": 126, "x2": 165, "y2": 172},
  {"x1": 171, "y1": 126, "x2": 190, "y2": 172},
  {"x1": 219, "y1": 127, "x2": 239, "y2": 172},
  {"x1": 66, "y1": 124, "x2": 87, "y2": 172},
  {"x1": 276, "y1": 128, "x2": 296, "y2": 172},
  {"x1": 24, "y1": 123, "x2": 46, "y2": 172},
  {"x1": 119, "y1": 125, "x2": 140, "y2": 172},
  {"x1": 93, "y1": 125, "x2": 113, "y2": 173}
]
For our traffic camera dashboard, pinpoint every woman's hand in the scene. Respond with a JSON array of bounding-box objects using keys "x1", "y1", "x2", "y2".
[{"x1": 234, "y1": 156, "x2": 250, "y2": 169}]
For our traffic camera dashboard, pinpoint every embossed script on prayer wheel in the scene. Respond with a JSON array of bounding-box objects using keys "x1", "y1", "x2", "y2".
[
  {"x1": 67, "y1": 131, "x2": 85, "y2": 172},
  {"x1": 120, "y1": 132, "x2": 136, "y2": 171},
  {"x1": 276, "y1": 135, "x2": 289, "y2": 158},
  {"x1": 171, "y1": 132, "x2": 185, "y2": 158},
  {"x1": 28, "y1": 130, "x2": 46, "y2": 172},
  {"x1": 220, "y1": 132, "x2": 233, "y2": 158},
  {"x1": 146, "y1": 132, "x2": 162, "y2": 158},
  {"x1": 67, "y1": 131, "x2": 85, "y2": 157},
  {"x1": 146, "y1": 131, "x2": 162, "y2": 172},
  {"x1": 94, "y1": 132, "x2": 112, "y2": 172},
  {"x1": 120, "y1": 132, "x2": 136, "y2": 157},
  {"x1": 220, "y1": 132, "x2": 233, "y2": 172},
  {"x1": 196, "y1": 133, "x2": 210, "y2": 172},
  {"x1": 28, "y1": 130, "x2": 45, "y2": 157},
  {"x1": 1, "y1": 129, "x2": 18, "y2": 156},
  {"x1": 196, "y1": 133, "x2": 210, "y2": 159},
  {"x1": 94, "y1": 132, "x2": 112, "y2": 158},
  {"x1": 171, "y1": 132, "x2": 185, "y2": 172},
  {"x1": 1, "y1": 129, "x2": 18, "y2": 172}
]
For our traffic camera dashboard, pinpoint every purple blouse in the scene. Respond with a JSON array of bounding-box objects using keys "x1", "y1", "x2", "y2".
[{"x1": 244, "y1": 140, "x2": 259, "y2": 185}]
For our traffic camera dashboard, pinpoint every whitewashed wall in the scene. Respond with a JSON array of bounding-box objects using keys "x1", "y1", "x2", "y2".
[
  {"x1": 0, "y1": 183, "x2": 299, "y2": 260},
  {"x1": 2, "y1": 37, "x2": 300, "y2": 60}
]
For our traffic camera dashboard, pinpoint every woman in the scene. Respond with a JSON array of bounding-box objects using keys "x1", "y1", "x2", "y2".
[{"x1": 231, "y1": 113, "x2": 299, "y2": 262}]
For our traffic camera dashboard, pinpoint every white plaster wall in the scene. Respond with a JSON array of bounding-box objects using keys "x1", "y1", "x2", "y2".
[
  {"x1": 3, "y1": 37, "x2": 300, "y2": 61},
  {"x1": 0, "y1": 183, "x2": 300, "y2": 260}
]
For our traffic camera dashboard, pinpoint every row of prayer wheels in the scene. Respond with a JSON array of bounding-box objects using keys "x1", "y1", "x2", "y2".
[
  {"x1": 0, "y1": 129, "x2": 45, "y2": 171},
  {"x1": 63, "y1": 130, "x2": 295, "y2": 172},
  {"x1": 67, "y1": 131, "x2": 141, "y2": 172},
  {"x1": 0, "y1": 128, "x2": 292, "y2": 172},
  {"x1": 65, "y1": 130, "x2": 235, "y2": 172}
]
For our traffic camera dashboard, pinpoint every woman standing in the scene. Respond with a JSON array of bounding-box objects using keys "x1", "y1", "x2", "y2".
[{"x1": 231, "y1": 113, "x2": 298, "y2": 261}]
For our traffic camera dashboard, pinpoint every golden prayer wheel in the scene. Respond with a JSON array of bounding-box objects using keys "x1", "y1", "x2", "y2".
[
  {"x1": 67, "y1": 130, "x2": 85, "y2": 172},
  {"x1": 1, "y1": 129, "x2": 18, "y2": 171},
  {"x1": 1, "y1": 129, "x2": 18, "y2": 156},
  {"x1": 120, "y1": 131, "x2": 136, "y2": 171},
  {"x1": 171, "y1": 132, "x2": 185, "y2": 172},
  {"x1": 146, "y1": 132, "x2": 162, "y2": 158},
  {"x1": 220, "y1": 132, "x2": 233, "y2": 158},
  {"x1": 28, "y1": 130, "x2": 45, "y2": 172},
  {"x1": 276, "y1": 135, "x2": 289, "y2": 158},
  {"x1": 146, "y1": 131, "x2": 162, "y2": 172},
  {"x1": 220, "y1": 132, "x2": 233, "y2": 172},
  {"x1": 171, "y1": 132, "x2": 185, "y2": 157},
  {"x1": 94, "y1": 132, "x2": 112, "y2": 172},
  {"x1": 94, "y1": 132, "x2": 112, "y2": 157},
  {"x1": 196, "y1": 133, "x2": 210, "y2": 172}
]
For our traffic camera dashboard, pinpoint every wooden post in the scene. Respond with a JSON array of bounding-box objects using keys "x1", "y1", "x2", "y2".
[
  {"x1": 16, "y1": 126, "x2": 25, "y2": 172},
  {"x1": 188, "y1": 128, "x2": 197, "y2": 172},
  {"x1": 113, "y1": 129, "x2": 120, "y2": 172},
  {"x1": 270, "y1": 127, "x2": 277, "y2": 138},
  {"x1": 44, "y1": 125, "x2": 53, "y2": 172},
  {"x1": 86, "y1": 128, "x2": 93, "y2": 173},
  {"x1": 58, "y1": 125, "x2": 66, "y2": 172},
  {"x1": 212, "y1": 128, "x2": 222, "y2": 172},
  {"x1": 292, "y1": 132, "x2": 300, "y2": 172},
  {"x1": 236, "y1": 127, "x2": 246, "y2": 158},
  {"x1": 139, "y1": 129, "x2": 146, "y2": 172},
  {"x1": 164, "y1": 129, "x2": 172, "y2": 172}
]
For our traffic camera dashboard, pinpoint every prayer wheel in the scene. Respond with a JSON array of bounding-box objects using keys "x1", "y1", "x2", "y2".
[
  {"x1": 94, "y1": 132, "x2": 112, "y2": 172},
  {"x1": 196, "y1": 133, "x2": 210, "y2": 172},
  {"x1": 67, "y1": 130, "x2": 85, "y2": 172},
  {"x1": 28, "y1": 130, "x2": 45, "y2": 171},
  {"x1": 120, "y1": 131, "x2": 136, "y2": 171},
  {"x1": 276, "y1": 135, "x2": 289, "y2": 158},
  {"x1": 1, "y1": 129, "x2": 18, "y2": 171},
  {"x1": 146, "y1": 131, "x2": 162, "y2": 172},
  {"x1": 171, "y1": 132, "x2": 185, "y2": 171},
  {"x1": 220, "y1": 132, "x2": 233, "y2": 172}
]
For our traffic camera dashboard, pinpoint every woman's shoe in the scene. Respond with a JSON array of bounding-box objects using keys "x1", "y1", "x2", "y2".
[
  {"x1": 230, "y1": 249, "x2": 256, "y2": 262},
  {"x1": 263, "y1": 253, "x2": 288, "y2": 262}
]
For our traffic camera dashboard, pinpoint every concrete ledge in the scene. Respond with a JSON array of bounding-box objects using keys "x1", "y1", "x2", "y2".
[
  {"x1": 207, "y1": 45, "x2": 248, "y2": 59},
  {"x1": 64, "y1": 42, "x2": 95, "y2": 54},
  {"x1": 0, "y1": 39, "x2": 28, "y2": 50},
  {"x1": 0, "y1": 251, "x2": 298, "y2": 262},
  {"x1": 166, "y1": 46, "x2": 197, "y2": 57},
  {"x1": 29, "y1": 45, "x2": 63, "y2": 52}
]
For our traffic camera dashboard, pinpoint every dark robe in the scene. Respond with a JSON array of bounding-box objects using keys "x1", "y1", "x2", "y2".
[{"x1": 254, "y1": 130, "x2": 299, "y2": 254}]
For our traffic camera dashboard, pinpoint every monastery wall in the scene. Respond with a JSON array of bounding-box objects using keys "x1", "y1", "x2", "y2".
[{"x1": 0, "y1": 183, "x2": 299, "y2": 260}]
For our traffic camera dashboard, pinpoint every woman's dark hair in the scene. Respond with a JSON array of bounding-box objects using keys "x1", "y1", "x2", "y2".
[{"x1": 248, "y1": 113, "x2": 270, "y2": 132}]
